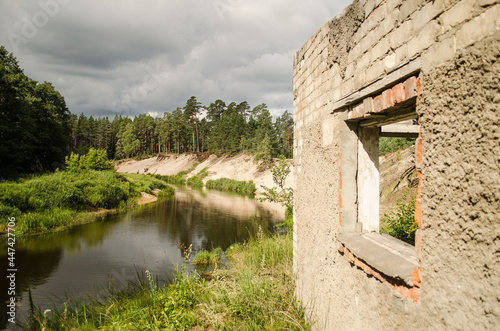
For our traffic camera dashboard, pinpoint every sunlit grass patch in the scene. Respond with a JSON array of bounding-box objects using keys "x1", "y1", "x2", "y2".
[
  {"x1": 27, "y1": 231, "x2": 310, "y2": 330},
  {"x1": 0, "y1": 171, "x2": 172, "y2": 235},
  {"x1": 193, "y1": 247, "x2": 222, "y2": 267},
  {"x1": 206, "y1": 178, "x2": 256, "y2": 194}
]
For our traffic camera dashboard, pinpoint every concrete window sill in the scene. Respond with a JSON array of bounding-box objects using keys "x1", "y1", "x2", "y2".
[{"x1": 337, "y1": 232, "x2": 419, "y2": 286}]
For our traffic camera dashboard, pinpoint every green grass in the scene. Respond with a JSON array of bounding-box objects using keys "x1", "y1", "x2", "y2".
[
  {"x1": 380, "y1": 193, "x2": 417, "y2": 245},
  {"x1": 153, "y1": 163, "x2": 202, "y2": 187},
  {"x1": 154, "y1": 174, "x2": 187, "y2": 185},
  {"x1": 187, "y1": 167, "x2": 209, "y2": 188},
  {"x1": 379, "y1": 137, "x2": 416, "y2": 156},
  {"x1": 26, "y1": 227, "x2": 309, "y2": 330},
  {"x1": 193, "y1": 247, "x2": 222, "y2": 267},
  {"x1": 206, "y1": 178, "x2": 256, "y2": 194},
  {"x1": 0, "y1": 171, "x2": 173, "y2": 235},
  {"x1": 176, "y1": 161, "x2": 199, "y2": 178}
]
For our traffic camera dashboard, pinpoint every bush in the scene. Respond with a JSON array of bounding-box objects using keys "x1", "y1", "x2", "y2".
[
  {"x1": 187, "y1": 167, "x2": 209, "y2": 188},
  {"x1": 206, "y1": 178, "x2": 256, "y2": 194},
  {"x1": 259, "y1": 155, "x2": 293, "y2": 211},
  {"x1": 193, "y1": 247, "x2": 222, "y2": 267},
  {"x1": 0, "y1": 171, "x2": 171, "y2": 234},
  {"x1": 65, "y1": 148, "x2": 113, "y2": 172},
  {"x1": 154, "y1": 174, "x2": 186, "y2": 185},
  {"x1": 380, "y1": 195, "x2": 417, "y2": 245},
  {"x1": 379, "y1": 137, "x2": 415, "y2": 156}
]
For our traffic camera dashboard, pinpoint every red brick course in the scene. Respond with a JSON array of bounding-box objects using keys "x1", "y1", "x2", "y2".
[
  {"x1": 392, "y1": 82, "x2": 406, "y2": 103},
  {"x1": 347, "y1": 76, "x2": 421, "y2": 120},
  {"x1": 381, "y1": 89, "x2": 395, "y2": 110},
  {"x1": 373, "y1": 94, "x2": 383, "y2": 113}
]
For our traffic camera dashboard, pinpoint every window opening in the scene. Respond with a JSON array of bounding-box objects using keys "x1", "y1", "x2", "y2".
[
  {"x1": 356, "y1": 117, "x2": 419, "y2": 243},
  {"x1": 378, "y1": 120, "x2": 418, "y2": 245}
]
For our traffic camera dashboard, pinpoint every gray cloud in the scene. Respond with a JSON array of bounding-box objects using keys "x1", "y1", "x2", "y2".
[{"x1": 0, "y1": 0, "x2": 352, "y2": 117}]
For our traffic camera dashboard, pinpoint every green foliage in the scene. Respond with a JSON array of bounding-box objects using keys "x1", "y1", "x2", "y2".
[
  {"x1": 115, "y1": 123, "x2": 141, "y2": 159},
  {"x1": 206, "y1": 178, "x2": 256, "y2": 194},
  {"x1": 379, "y1": 137, "x2": 416, "y2": 156},
  {"x1": 69, "y1": 98, "x2": 291, "y2": 163},
  {"x1": 193, "y1": 247, "x2": 222, "y2": 267},
  {"x1": 254, "y1": 134, "x2": 273, "y2": 169},
  {"x1": 65, "y1": 148, "x2": 112, "y2": 172},
  {"x1": 380, "y1": 195, "x2": 417, "y2": 245},
  {"x1": 276, "y1": 206, "x2": 294, "y2": 232},
  {"x1": 2, "y1": 50, "x2": 294, "y2": 176},
  {"x1": 260, "y1": 155, "x2": 294, "y2": 210},
  {"x1": 187, "y1": 167, "x2": 209, "y2": 188},
  {"x1": 275, "y1": 110, "x2": 294, "y2": 158},
  {"x1": 27, "y1": 232, "x2": 309, "y2": 330},
  {"x1": 64, "y1": 153, "x2": 81, "y2": 173},
  {"x1": 177, "y1": 162, "x2": 199, "y2": 178},
  {"x1": 0, "y1": 46, "x2": 71, "y2": 178},
  {"x1": 0, "y1": 171, "x2": 170, "y2": 235},
  {"x1": 154, "y1": 174, "x2": 186, "y2": 185},
  {"x1": 154, "y1": 163, "x2": 203, "y2": 187}
]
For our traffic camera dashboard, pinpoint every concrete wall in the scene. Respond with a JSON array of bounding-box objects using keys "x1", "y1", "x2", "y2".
[{"x1": 293, "y1": 0, "x2": 500, "y2": 329}]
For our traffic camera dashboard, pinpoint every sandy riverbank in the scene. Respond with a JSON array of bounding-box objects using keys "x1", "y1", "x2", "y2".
[{"x1": 116, "y1": 153, "x2": 294, "y2": 195}]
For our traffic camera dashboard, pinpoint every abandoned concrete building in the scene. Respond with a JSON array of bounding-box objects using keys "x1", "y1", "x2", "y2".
[{"x1": 293, "y1": 0, "x2": 499, "y2": 329}]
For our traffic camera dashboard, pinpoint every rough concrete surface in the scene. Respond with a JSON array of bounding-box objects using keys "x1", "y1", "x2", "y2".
[
  {"x1": 417, "y1": 32, "x2": 500, "y2": 330},
  {"x1": 293, "y1": 0, "x2": 500, "y2": 329}
]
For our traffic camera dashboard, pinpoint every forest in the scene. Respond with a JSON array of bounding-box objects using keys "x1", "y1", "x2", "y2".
[{"x1": 0, "y1": 46, "x2": 293, "y2": 179}]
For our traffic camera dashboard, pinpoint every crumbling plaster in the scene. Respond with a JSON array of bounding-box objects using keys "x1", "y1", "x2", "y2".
[{"x1": 293, "y1": 0, "x2": 500, "y2": 329}]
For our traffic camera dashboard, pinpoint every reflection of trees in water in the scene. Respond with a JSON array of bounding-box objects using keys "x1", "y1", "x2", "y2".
[
  {"x1": 0, "y1": 189, "x2": 278, "y2": 328},
  {"x1": 13, "y1": 217, "x2": 118, "y2": 255},
  {"x1": 144, "y1": 189, "x2": 277, "y2": 253},
  {"x1": 0, "y1": 248, "x2": 62, "y2": 328},
  {"x1": 0, "y1": 217, "x2": 118, "y2": 328}
]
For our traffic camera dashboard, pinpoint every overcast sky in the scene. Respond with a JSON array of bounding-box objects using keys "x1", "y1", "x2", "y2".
[{"x1": 0, "y1": 0, "x2": 351, "y2": 118}]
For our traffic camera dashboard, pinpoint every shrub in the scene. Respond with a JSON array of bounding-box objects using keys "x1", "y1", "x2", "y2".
[
  {"x1": 65, "y1": 152, "x2": 81, "y2": 172},
  {"x1": 380, "y1": 195, "x2": 417, "y2": 245},
  {"x1": 0, "y1": 171, "x2": 171, "y2": 234},
  {"x1": 193, "y1": 247, "x2": 222, "y2": 267},
  {"x1": 65, "y1": 148, "x2": 113, "y2": 172},
  {"x1": 154, "y1": 174, "x2": 186, "y2": 185},
  {"x1": 379, "y1": 137, "x2": 415, "y2": 156},
  {"x1": 206, "y1": 178, "x2": 256, "y2": 194},
  {"x1": 259, "y1": 155, "x2": 293, "y2": 211},
  {"x1": 186, "y1": 177, "x2": 203, "y2": 188},
  {"x1": 187, "y1": 167, "x2": 209, "y2": 188}
]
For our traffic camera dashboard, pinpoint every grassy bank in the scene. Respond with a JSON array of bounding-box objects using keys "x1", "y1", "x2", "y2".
[
  {"x1": 206, "y1": 178, "x2": 256, "y2": 194},
  {"x1": 0, "y1": 171, "x2": 173, "y2": 236},
  {"x1": 26, "y1": 228, "x2": 309, "y2": 330}
]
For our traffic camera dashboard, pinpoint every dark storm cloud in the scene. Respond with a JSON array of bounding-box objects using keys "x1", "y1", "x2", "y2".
[{"x1": 0, "y1": 0, "x2": 352, "y2": 117}]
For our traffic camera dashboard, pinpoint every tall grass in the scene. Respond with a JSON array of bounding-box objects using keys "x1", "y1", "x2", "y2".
[
  {"x1": 27, "y1": 230, "x2": 309, "y2": 330},
  {"x1": 186, "y1": 167, "x2": 209, "y2": 188},
  {"x1": 154, "y1": 174, "x2": 186, "y2": 185},
  {"x1": 152, "y1": 163, "x2": 201, "y2": 186},
  {"x1": 0, "y1": 171, "x2": 173, "y2": 235},
  {"x1": 206, "y1": 178, "x2": 256, "y2": 194},
  {"x1": 379, "y1": 137, "x2": 415, "y2": 156},
  {"x1": 193, "y1": 247, "x2": 222, "y2": 267}
]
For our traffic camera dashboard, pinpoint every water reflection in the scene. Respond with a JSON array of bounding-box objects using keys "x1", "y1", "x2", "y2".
[{"x1": 0, "y1": 187, "x2": 282, "y2": 329}]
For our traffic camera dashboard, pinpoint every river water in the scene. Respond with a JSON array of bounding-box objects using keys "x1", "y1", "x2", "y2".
[{"x1": 0, "y1": 187, "x2": 283, "y2": 329}]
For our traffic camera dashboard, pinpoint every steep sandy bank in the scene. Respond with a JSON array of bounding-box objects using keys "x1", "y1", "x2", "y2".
[{"x1": 116, "y1": 153, "x2": 294, "y2": 195}]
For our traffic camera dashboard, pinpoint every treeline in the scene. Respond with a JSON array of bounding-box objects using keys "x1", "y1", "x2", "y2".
[
  {"x1": 71, "y1": 98, "x2": 293, "y2": 161},
  {"x1": 0, "y1": 46, "x2": 293, "y2": 179},
  {"x1": 0, "y1": 46, "x2": 70, "y2": 177}
]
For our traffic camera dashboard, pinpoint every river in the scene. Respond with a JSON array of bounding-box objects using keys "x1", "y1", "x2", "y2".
[{"x1": 0, "y1": 187, "x2": 283, "y2": 329}]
